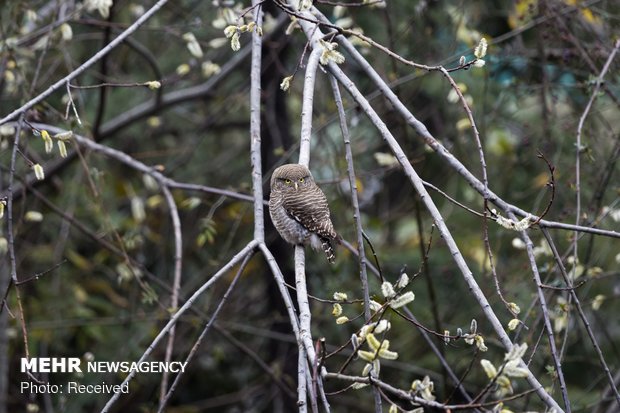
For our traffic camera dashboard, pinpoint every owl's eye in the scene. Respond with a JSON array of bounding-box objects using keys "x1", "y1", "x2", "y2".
[
  {"x1": 284, "y1": 179, "x2": 292, "y2": 184},
  {"x1": 299, "y1": 178, "x2": 305, "y2": 183}
]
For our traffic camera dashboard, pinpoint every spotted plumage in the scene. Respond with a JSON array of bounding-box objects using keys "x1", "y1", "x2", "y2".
[{"x1": 269, "y1": 164, "x2": 339, "y2": 263}]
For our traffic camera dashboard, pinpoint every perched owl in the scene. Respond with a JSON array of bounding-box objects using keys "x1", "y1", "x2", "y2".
[{"x1": 269, "y1": 164, "x2": 339, "y2": 263}]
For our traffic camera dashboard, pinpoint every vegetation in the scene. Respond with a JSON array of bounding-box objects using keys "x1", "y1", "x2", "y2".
[{"x1": 1, "y1": 0, "x2": 619, "y2": 412}]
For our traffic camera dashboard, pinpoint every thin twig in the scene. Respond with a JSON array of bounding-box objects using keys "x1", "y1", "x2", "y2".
[
  {"x1": 317, "y1": 9, "x2": 619, "y2": 241},
  {"x1": 157, "y1": 252, "x2": 254, "y2": 412},
  {"x1": 315, "y1": 0, "x2": 385, "y2": 6},
  {"x1": 530, "y1": 151, "x2": 556, "y2": 227},
  {"x1": 322, "y1": 52, "x2": 563, "y2": 413},
  {"x1": 422, "y1": 181, "x2": 485, "y2": 217},
  {"x1": 519, "y1": 228, "x2": 571, "y2": 411},
  {"x1": 158, "y1": 185, "x2": 184, "y2": 409},
  {"x1": 362, "y1": 231, "x2": 383, "y2": 282},
  {"x1": 328, "y1": 76, "x2": 371, "y2": 321},
  {"x1": 92, "y1": 4, "x2": 114, "y2": 139},
  {"x1": 539, "y1": 281, "x2": 587, "y2": 291},
  {"x1": 14, "y1": 261, "x2": 66, "y2": 286},
  {"x1": 100, "y1": 241, "x2": 259, "y2": 412},
  {"x1": 69, "y1": 81, "x2": 161, "y2": 89},
  {"x1": 572, "y1": 37, "x2": 620, "y2": 301},
  {"x1": 65, "y1": 82, "x2": 82, "y2": 125},
  {"x1": 542, "y1": 229, "x2": 620, "y2": 407}
]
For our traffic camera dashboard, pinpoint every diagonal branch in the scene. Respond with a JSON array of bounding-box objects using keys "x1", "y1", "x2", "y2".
[
  {"x1": 323, "y1": 60, "x2": 564, "y2": 412},
  {"x1": 100, "y1": 240, "x2": 259, "y2": 412},
  {"x1": 25, "y1": 124, "x2": 256, "y2": 204},
  {"x1": 0, "y1": 0, "x2": 171, "y2": 126},
  {"x1": 156, "y1": 251, "x2": 254, "y2": 412},
  {"x1": 542, "y1": 228, "x2": 620, "y2": 407},
  {"x1": 520, "y1": 228, "x2": 571, "y2": 411}
]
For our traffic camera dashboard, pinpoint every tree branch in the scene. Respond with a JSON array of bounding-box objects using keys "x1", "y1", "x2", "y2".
[
  {"x1": 100, "y1": 241, "x2": 259, "y2": 412},
  {"x1": 157, "y1": 252, "x2": 254, "y2": 412},
  {"x1": 323, "y1": 58, "x2": 564, "y2": 412},
  {"x1": 315, "y1": 9, "x2": 619, "y2": 240},
  {"x1": 542, "y1": 228, "x2": 620, "y2": 407},
  {"x1": 298, "y1": 46, "x2": 322, "y2": 166},
  {"x1": 328, "y1": 76, "x2": 371, "y2": 321},
  {"x1": 158, "y1": 184, "x2": 183, "y2": 409},
  {"x1": 0, "y1": 0, "x2": 171, "y2": 126}
]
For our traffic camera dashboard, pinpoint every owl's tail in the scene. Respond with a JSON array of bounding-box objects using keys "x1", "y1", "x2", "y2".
[{"x1": 321, "y1": 238, "x2": 336, "y2": 264}]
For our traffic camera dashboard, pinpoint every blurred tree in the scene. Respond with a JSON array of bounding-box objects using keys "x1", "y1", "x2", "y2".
[{"x1": 0, "y1": 0, "x2": 619, "y2": 412}]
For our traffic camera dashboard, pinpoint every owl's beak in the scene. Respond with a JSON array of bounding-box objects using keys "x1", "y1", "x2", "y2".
[{"x1": 294, "y1": 182, "x2": 298, "y2": 190}]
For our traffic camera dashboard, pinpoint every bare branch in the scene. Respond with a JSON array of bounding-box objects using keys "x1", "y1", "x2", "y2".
[
  {"x1": 324, "y1": 371, "x2": 538, "y2": 410},
  {"x1": 323, "y1": 56, "x2": 564, "y2": 412},
  {"x1": 573, "y1": 38, "x2": 620, "y2": 272},
  {"x1": 520, "y1": 229, "x2": 571, "y2": 411},
  {"x1": 100, "y1": 241, "x2": 259, "y2": 412},
  {"x1": 298, "y1": 47, "x2": 322, "y2": 166},
  {"x1": 250, "y1": 0, "x2": 265, "y2": 243},
  {"x1": 158, "y1": 185, "x2": 183, "y2": 409},
  {"x1": 542, "y1": 229, "x2": 620, "y2": 407},
  {"x1": 298, "y1": 346, "x2": 309, "y2": 413},
  {"x1": 0, "y1": 0, "x2": 171, "y2": 126},
  {"x1": 328, "y1": 76, "x2": 371, "y2": 320},
  {"x1": 157, "y1": 252, "x2": 254, "y2": 412}
]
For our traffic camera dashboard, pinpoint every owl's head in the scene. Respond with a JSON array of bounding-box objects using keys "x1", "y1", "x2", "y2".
[{"x1": 271, "y1": 164, "x2": 315, "y2": 191}]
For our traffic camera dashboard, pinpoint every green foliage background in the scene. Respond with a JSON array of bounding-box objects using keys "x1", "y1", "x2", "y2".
[{"x1": 1, "y1": 0, "x2": 619, "y2": 412}]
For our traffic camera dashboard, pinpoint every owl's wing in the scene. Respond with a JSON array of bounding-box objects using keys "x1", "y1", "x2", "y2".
[{"x1": 282, "y1": 187, "x2": 337, "y2": 240}]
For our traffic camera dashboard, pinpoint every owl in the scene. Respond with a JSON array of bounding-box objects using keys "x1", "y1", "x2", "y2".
[{"x1": 269, "y1": 164, "x2": 339, "y2": 263}]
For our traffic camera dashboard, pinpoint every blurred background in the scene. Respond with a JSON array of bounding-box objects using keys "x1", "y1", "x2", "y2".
[{"x1": 0, "y1": 0, "x2": 619, "y2": 411}]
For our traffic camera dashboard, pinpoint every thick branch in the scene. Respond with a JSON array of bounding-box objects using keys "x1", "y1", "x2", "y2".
[
  {"x1": 250, "y1": 0, "x2": 265, "y2": 242},
  {"x1": 298, "y1": 47, "x2": 322, "y2": 166}
]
